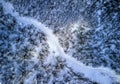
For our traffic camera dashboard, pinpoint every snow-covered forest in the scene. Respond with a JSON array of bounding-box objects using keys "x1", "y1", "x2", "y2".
[{"x1": 0, "y1": 0, "x2": 120, "y2": 84}]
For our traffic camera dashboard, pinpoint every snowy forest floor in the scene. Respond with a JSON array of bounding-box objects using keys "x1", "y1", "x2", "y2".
[{"x1": 0, "y1": 0, "x2": 120, "y2": 84}]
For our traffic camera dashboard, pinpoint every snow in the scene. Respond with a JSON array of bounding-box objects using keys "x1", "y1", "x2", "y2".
[
  {"x1": 48, "y1": 75, "x2": 54, "y2": 84},
  {"x1": 0, "y1": 0, "x2": 19, "y2": 17},
  {"x1": 70, "y1": 23, "x2": 79, "y2": 32},
  {"x1": 0, "y1": 0, "x2": 120, "y2": 84},
  {"x1": 97, "y1": 10, "x2": 102, "y2": 25},
  {"x1": 24, "y1": 71, "x2": 38, "y2": 84}
]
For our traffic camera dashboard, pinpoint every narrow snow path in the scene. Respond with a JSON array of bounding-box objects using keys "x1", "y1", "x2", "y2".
[{"x1": 1, "y1": 0, "x2": 120, "y2": 84}]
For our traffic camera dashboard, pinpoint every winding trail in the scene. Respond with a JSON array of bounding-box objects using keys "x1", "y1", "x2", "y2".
[{"x1": 1, "y1": 0, "x2": 120, "y2": 84}]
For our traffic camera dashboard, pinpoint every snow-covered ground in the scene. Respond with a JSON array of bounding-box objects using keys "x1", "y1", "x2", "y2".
[{"x1": 0, "y1": 0, "x2": 120, "y2": 84}]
